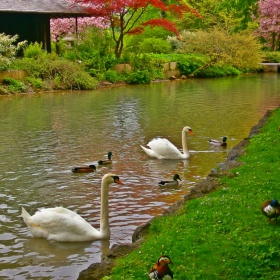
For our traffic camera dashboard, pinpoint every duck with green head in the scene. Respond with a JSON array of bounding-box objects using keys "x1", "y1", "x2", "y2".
[
  {"x1": 98, "y1": 152, "x2": 113, "y2": 165},
  {"x1": 158, "y1": 174, "x2": 182, "y2": 187},
  {"x1": 208, "y1": 136, "x2": 227, "y2": 147}
]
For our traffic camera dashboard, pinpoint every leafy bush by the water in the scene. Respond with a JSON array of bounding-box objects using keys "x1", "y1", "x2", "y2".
[
  {"x1": 25, "y1": 76, "x2": 43, "y2": 89},
  {"x1": 262, "y1": 51, "x2": 280, "y2": 62},
  {"x1": 104, "y1": 70, "x2": 119, "y2": 83},
  {"x1": 2, "y1": 77, "x2": 27, "y2": 93},
  {"x1": 126, "y1": 70, "x2": 151, "y2": 84},
  {"x1": 12, "y1": 56, "x2": 98, "y2": 90},
  {"x1": 172, "y1": 28, "x2": 263, "y2": 71},
  {"x1": 196, "y1": 65, "x2": 242, "y2": 77}
]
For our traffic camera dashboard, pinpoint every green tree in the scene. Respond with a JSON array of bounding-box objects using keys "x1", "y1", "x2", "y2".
[
  {"x1": 73, "y1": 0, "x2": 201, "y2": 58},
  {"x1": 217, "y1": 0, "x2": 259, "y2": 31},
  {"x1": 174, "y1": 27, "x2": 263, "y2": 70}
]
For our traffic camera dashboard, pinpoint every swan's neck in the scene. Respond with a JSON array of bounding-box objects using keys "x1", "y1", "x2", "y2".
[
  {"x1": 100, "y1": 179, "x2": 110, "y2": 238},
  {"x1": 182, "y1": 130, "x2": 189, "y2": 157}
]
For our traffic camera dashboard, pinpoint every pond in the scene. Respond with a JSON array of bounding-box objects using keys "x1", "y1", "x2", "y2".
[{"x1": 1, "y1": 73, "x2": 280, "y2": 279}]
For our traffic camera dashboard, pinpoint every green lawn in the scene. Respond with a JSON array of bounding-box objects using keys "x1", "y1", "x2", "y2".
[{"x1": 107, "y1": 107, "x2": 280, "y2": 279}]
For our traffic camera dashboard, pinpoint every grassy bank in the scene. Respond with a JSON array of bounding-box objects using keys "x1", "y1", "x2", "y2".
[{"x1": 107, "y1": 108, "x2": 280, "y2": 279}]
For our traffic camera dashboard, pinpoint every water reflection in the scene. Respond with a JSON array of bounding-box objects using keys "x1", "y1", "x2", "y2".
[{"x1": 1, "y1": 74, "x2": 280, "y2": 279}]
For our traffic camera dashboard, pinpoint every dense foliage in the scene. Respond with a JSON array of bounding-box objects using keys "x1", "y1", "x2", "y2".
[
  {"x1": 0, "y1": 33, "x2": 26, "y2": 71},
  {"x1": 72, "y1": 0, "x2": 201, "y2": 57},
  {"x1": 171, "y1": 27, "x2": 263, "y2": 71}
]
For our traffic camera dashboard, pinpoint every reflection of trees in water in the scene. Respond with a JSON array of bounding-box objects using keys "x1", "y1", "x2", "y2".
[{"x1": 111, "y1": 98, "x2": 141, "y2": 141}]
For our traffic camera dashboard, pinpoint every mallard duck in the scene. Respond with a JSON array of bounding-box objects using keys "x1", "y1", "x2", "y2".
[
  {"x1": 261, "y1": 199, "x2": 280, "y2": 223},
  {"x1": 158, "y1": 174, "x2": 182, "y2": 187},
  {"x1": 71, "y1": 164, "x2": 96, "y2": 173},
  {"x1": 98, "y1": 152, "x2": 113, "y2": 165},
  {"x1": 149, "y1": 255, "x2": 173, "y2": 279},
  {"x1": 140, "y1": 126, "x2": 194, "y2": 159},
  {"x1": 21, "y1": 174, "x2": 124, "y2": 242},
  {"x1": 208, "y1": 136, "x2": 227, "y2": 147}
]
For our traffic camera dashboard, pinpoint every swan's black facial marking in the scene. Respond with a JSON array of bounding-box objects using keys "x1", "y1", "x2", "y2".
[{"x1": 112, "y1": 176, "x2": 123, "y2": 185}]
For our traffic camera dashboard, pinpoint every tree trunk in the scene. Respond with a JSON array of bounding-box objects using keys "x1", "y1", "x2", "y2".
[
  {"x1": 115, "y1": 35, "x2": 124, "y2": 59},
  {"x1": 271, "y1": 33, "x2": 276, "y2": 51}
]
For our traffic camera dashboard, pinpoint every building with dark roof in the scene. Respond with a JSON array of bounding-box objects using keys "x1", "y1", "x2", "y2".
[{"x1": 0, "y1": 0, "x2": 89, "y2": 52}]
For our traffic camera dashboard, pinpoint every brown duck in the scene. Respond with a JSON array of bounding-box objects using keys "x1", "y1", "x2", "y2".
[
  {"x1": 149, "y1": 255, "x2": 173, "y2": 279},
  {"x1": 71, "y1": 164, "x2": 96, "y2": 173},
  {"x1": 261, "y1": 199, "x2": 280, "y2": 223}
]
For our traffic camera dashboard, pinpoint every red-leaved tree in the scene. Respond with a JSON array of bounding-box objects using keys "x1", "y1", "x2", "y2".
[{"x1": 72, "y1": 0, "x2": 201, "y2": 58}]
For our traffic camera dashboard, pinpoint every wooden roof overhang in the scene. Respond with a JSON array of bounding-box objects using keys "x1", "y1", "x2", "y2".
[{"x1": 0, "y1": 0, "x2": 90, "y2": 52}]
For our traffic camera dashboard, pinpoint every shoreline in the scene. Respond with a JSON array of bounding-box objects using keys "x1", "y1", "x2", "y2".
[{"x1": 77, "y1": 110, "x2": 274, "y2": 280}]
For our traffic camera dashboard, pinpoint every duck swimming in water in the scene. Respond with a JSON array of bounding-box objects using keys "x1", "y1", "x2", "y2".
[
  {"x1": 71, "y1": 164, "x2": 96, "y2": 173},
  {"x1": 158, "y1": 174, "x2": 182, "y2": 187},
  {"x1": 208, "y1": 136, "x2": 227, "y2": 147},
  {"x1": 98, "y1": 152, "x2": 113, "y2": 165}
]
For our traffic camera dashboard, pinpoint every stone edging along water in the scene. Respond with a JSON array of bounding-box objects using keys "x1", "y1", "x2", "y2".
[{"x1": 77, "y1": 109, "x2": 274, "y2": 280}]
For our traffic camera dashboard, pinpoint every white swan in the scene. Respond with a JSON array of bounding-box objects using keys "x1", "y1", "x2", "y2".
[
  {"x1": 140, "y1": 126, "x2": 194, "y2": 159},
  {"x1": 21, "y1": 173, "x2": 123, "y2": 242}
]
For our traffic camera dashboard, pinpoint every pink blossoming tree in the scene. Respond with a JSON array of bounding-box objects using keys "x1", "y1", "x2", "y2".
[
  {"x1": 256, "y1": 0, "x2": 280, "y2": 51},
  {"x1": 50, "y1": 17, "x2": 106, "y2": 43}
]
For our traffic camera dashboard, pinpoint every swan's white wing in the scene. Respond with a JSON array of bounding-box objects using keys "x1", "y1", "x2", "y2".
[
  {"x1": 147, "y1": 138, "x2": 184, "y2": 159},
  {"x1": 140, "y1": 145, "x2": 162, "y2": 159},
  {"x1": 28, "y1": 207, "x2": 100, "y2": 241}
]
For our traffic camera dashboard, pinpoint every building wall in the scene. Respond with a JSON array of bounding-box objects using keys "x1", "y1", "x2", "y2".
[{"x1": 0, "y1": 12, "x2": 51, "y2": 52}]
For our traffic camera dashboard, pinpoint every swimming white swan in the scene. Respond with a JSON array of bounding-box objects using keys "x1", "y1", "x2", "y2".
[
  {"x1": 140, "y1": 126, "x2": 194, "y2": 159},
  {"x1": 21, "y1": 173, "x2": 123, "y2": 242}
]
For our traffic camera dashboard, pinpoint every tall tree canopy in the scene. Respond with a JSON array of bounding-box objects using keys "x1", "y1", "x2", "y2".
[
  {"x1": 217, "y1": 0, "x2": 259, "y2": 31},
  {"x1": 72, "y1": 0, "x2": 201, "y2": 58}
]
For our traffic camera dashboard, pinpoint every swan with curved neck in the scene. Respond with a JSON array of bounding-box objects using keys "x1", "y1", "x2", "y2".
[
  {"x1": 140, "y1": 126, "x2": 194, "y2": 159},
  {"x1": 21, "y1": 173, "x2": 123, "y2": 242}
]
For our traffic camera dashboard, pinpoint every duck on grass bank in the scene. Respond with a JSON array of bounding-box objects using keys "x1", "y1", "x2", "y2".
[
  {"x1": 158, "y1": 174, "x2": 182, "y2": 187},
  {"x1": 261, "y1": 199, "x2": 280, "y2": 224},
  {"x1": 98, "y1": 152, "x2": 113, "y2": 165},
  {"x1": 208, "y1": 136, "x2": 227, "y2": 147},
  {"x1": 141, "y1": 126, "x2": 194, "y2": 159},
  {"x1": 21, "y1": 174, "x2": 124, "y2": 242},
  {"x1": 71, "y1": 164, "x2": 96, "y2": 173},
  {"x1": 149, "y1": 255, "x2": 174, "y2": 279}
]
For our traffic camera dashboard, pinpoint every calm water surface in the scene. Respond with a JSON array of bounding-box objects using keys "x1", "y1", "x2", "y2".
[{"x1": 1, "y1": 73, "x2": 280, "y2": 279}]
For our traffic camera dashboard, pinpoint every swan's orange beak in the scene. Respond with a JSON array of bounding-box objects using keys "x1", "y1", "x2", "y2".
[
  {"x1": 115, "y1": 179, "x2": 124, "y2": 185},
  {"x1": 188, "y1": 130, "x2": 194, "y2": 136}
]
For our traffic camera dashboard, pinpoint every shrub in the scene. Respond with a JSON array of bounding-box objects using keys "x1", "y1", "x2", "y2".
[
  {"x1": 104, "y1": 70, "x2": 119, "y2": 83},
  {"x1": 0, "y1": 33, "x2": 26, "y2": 71},
  {"x1": 262, "y1": 51, "x2": 280, "y2": 62},
  {"x1": 2, "y1": 77, "x2": 27, "y2": 93},
  {"x1": 126, "y1": 70, "x2": 151, "y2": 84},
  {"x1": 177, "y1": 56, "x2": 206, "y2": 75},
  {"x1": 12, "y1": 56, "x2": 98, "y2": 90},
  {"x1": 196, "y1": 65, "x2": 242, "y2": 78},
  {"x1": 23, "y1": 42, "x2": 46, "y2": 59},
  {"x1": 25, "y1": 76, "x2": 43, "y2": 88},
  {"x1": 173, "y1": 28, "x2": 263, "y2": 71},
  {"x1": 138, "y1": 38, "x2": 171, "y2": 54}
]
